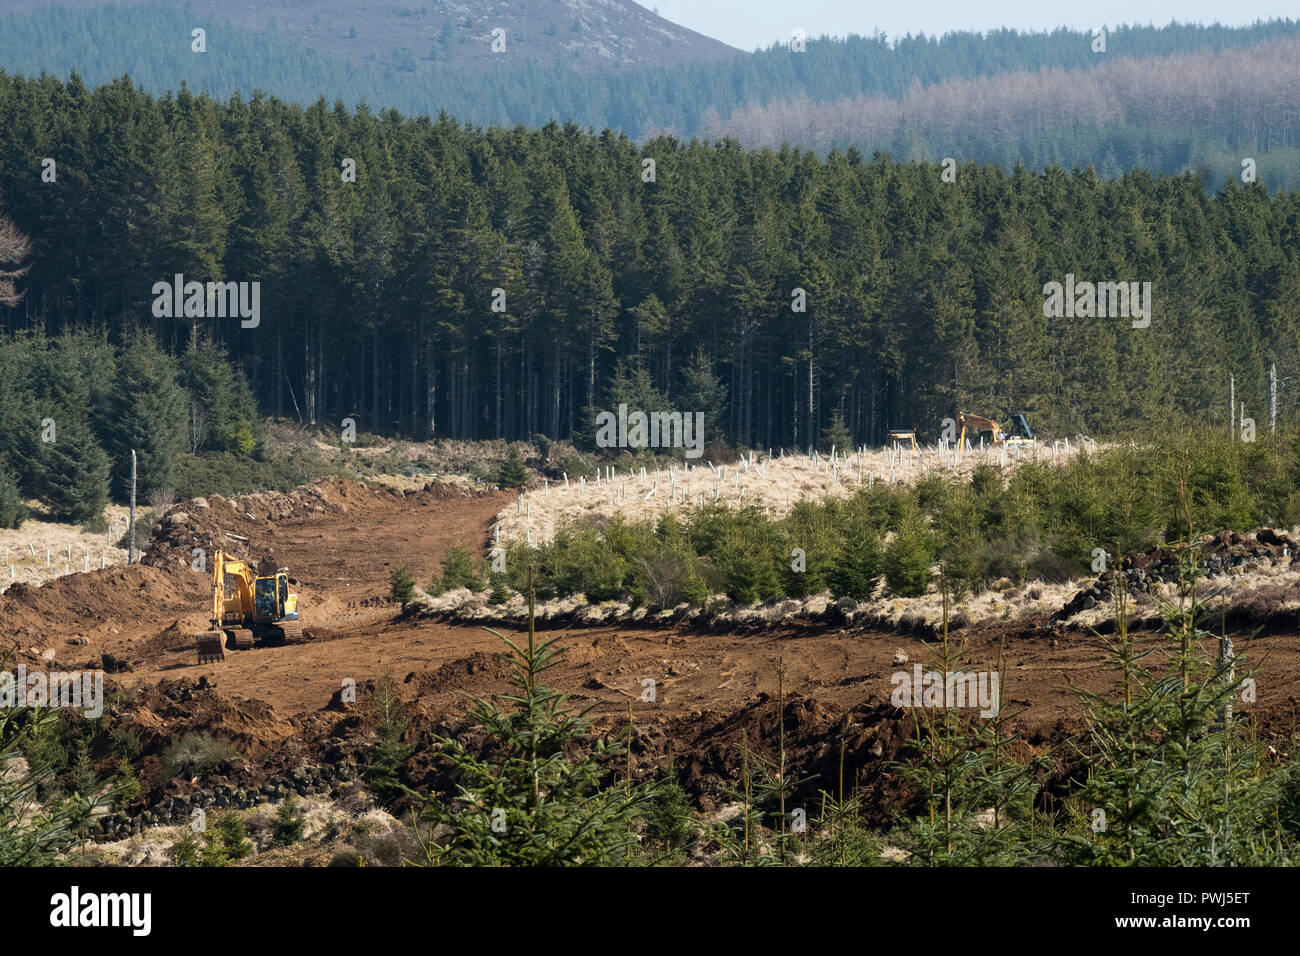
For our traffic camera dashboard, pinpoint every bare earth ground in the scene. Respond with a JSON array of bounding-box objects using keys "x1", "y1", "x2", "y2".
[{"x1": 3, "y1": 476, "x2": 1296, "y2": 756}]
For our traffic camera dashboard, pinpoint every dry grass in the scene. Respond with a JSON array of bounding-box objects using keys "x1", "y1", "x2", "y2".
[
  {"x1": 0, "y1": 502, "x2": 148, "y2": 593},
  {"x1": 363, "y1": 472, "x2": 482, "y2": 493},
  {"x1": 265, "y1": 421, "x2": 546, "y2": 476},
  {"x1": 494, "y1": 439, "x2": 1092, "y2": 545},
  {"x1": 415, "y1": 563, "x2": 1090, "y2": 633},
  {"x1": 69, "y1": 799, "x2": 402, "y2": 867}
]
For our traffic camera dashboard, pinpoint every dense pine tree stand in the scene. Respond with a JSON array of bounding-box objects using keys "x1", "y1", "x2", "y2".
[{"x1": 0, "y1": 72, "x2": 1297, "y2": 467}]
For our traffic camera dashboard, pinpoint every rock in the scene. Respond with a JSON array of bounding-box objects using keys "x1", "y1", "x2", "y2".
[
  {"x1": 705, "y1": 802, "x2": 746, "y2": 826},
  {"x1": 101, "y1": 653, "x2": 132, "y2": 673},
  {"x1": 893, "y1": 649, "x2": 908, "y2": 665},
  {"x1": 804, "y1": 594, "x2": 830, "y2": 616}
]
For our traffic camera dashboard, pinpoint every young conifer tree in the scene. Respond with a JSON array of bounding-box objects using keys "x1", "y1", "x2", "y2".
[
  {"x1": 1065, "y1": 481, "x2": 1293, "y2": 865},
  {"x1": 496, "y1": 448, "x2": 529, "y2": 489},
  {"x1": 0, "y1": 703, "x2": 95, "y2": 865},
  {"x1": 807, "y1": 740, "x2": 882, "y2": 866},
  {"x1": 891, "y1": 566, "x2": 1039, "y2": 865},
  {"x1": 411, "y1": 564, "x2": 655, "y2": 865}
]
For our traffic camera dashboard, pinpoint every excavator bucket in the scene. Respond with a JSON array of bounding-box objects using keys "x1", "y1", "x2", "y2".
[{"x1": 196, "y1": 630, "x2": 226, "y2": 664}]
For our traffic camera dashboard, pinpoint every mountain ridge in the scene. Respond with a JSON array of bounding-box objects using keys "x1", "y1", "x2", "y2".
[{"x1": 0, "y1": 0, "x2": 742, "y2": 73}]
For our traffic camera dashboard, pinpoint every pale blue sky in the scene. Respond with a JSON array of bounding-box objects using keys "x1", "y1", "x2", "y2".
[{"x1": 643, "y1": 0, "x2": 1298, "y2": 51}]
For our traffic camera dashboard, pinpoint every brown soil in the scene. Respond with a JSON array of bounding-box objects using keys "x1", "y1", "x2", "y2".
[{"x1": 5, "y1": 476, "x2": 1299, "y2": 822}]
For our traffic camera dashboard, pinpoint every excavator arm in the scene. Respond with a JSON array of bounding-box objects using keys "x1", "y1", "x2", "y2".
[
  {"x1": 209, "y1": 550, "x2": 257, "y2": 626},
  {"x1": 957, "y1": 413, "x2": 1005, "y2": 451},
  {"x1": 199, "y1": 550, "x2": 240, "y2": 662},
  {"x1": 956, "y1": 412, "x2": 1037, "y2": 451}
]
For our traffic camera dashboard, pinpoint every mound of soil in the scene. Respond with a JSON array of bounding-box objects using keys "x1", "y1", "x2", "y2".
[
  {"x1": 145, "y1": 476, "x2": 492, "y2": 569},
  {"x1": 413, "y1": 652, "x2": 514, "y2": 695},
  {"x1": 127, "y1": 677, "x2": 299, "y2": 754},
  {"x1": 0, "y1": 564, "x2": 207, "y2": 649},
  {"x1": 1054, "y1": 528, "x2": 1297, "y2": 622}
]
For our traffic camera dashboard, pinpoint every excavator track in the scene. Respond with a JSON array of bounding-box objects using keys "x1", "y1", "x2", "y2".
[
  {"x1": 277, "y1": 624, "x2": 305, "y2": 644},
  {"x1": 260, "y1": 623, "x2": 306, "y2": 645},
  {"x1": 229, "y1": 628, "x2": 256, "y2": 650}
]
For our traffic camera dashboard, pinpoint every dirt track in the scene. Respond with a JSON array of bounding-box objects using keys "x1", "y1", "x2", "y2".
[{"x1": 4, "y1": 477, "x2": 1299, "y2": 765}]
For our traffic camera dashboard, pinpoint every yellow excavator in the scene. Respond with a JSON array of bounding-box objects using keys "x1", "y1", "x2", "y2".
[
  {"x1": 195, "y1": 550, "x2": 303, "y2": 663},
  {"x1": 957, "y1": 412, "x2": 1036, "y2": 452}
]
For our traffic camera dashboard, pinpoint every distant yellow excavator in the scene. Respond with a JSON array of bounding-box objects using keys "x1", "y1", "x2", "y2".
[
  {"x1": 195, "y1": 550, "x2": 302, "y2": 663},
  {"x1": 957, "y1": 412, "x2": 1036, "y2": 452}
]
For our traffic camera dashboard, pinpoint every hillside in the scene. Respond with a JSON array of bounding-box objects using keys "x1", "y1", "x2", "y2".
[
  {"x1": 0, "y1": 0, "x2": 740, "y2": 73},
  {"x1": 1, "y1": 9, "x2": 1298, "y2": 183},
  {"x1": 2, "y1": 5, "x2": 1300, "y2": 886},
  {"x1": 705, "y1": 34, "x2": 1300, "y2": 189}
]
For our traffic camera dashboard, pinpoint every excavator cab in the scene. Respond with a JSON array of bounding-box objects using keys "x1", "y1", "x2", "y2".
[
  {"x1": 255, "y1": 576, "x2": 280, "y2": 619},
  {"x1": 253, "y1": 572, "x2": 299, "y2": 622}
]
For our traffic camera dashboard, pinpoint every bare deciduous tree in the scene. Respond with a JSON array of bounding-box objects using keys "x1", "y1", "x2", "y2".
[
  {"x1": 0, "y1": 193, "x2": 32, "y2": 307},
  {"x1": 188, "y1": 398, "x2": 210, "y2": 454},
  {"x1": 147, "y1": 487, "x2": 175, "y2": 513},
  {"x1": 711, "y1": 35, "x2": 1300, "y2": 154}
]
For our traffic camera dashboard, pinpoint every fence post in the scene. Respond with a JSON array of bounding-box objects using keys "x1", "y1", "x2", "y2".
[{"x1": 128, "y1": 449, "x2": 138, "y2": 564}]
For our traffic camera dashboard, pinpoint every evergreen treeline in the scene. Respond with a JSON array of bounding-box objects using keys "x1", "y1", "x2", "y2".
[
  {"x1": 0, "y1": 330, "x2": 259, "y2": 524},
  {"x1": 0, "y1": 6, "x2": 1297, "y2": 164},
  {"x1": 1, "y1": 72, "x2": 1299, "y2": 454}
]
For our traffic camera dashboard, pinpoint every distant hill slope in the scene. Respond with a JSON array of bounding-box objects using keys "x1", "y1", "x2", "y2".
[
  {"x1": 1, "y1": 7, "x2": 1297, "y2": 185},
  {"x1": 0, "y1": 0, "x2": 741, "y2": 73},
  {"x1": 704, "y1": 34, "x2": 1300, "y2": 190}
]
